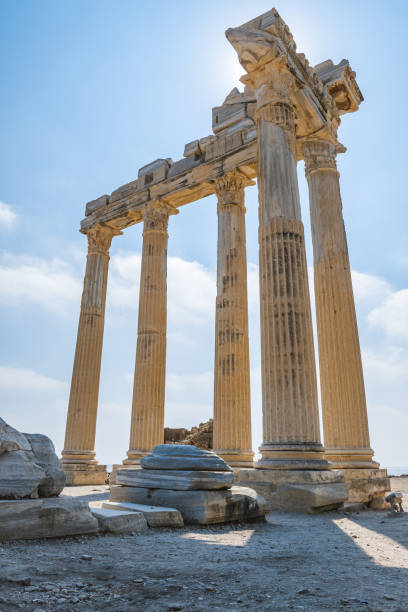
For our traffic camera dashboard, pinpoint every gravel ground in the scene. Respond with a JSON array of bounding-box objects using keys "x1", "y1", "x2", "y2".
[{"x1": 0, "y1": 479, "x2": 407, "y2": 611}]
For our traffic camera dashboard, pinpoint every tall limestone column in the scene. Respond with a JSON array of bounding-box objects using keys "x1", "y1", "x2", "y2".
[
  {"x1": 62, "y1": 223, "x2": 121, "y2": 485},
  {"x1": 302, "y1": 138, "x2": 389, "y2": 504},
  {"x1": 125, "y1": 201, "x2": 178, "y2": 464},
  {"x1": 227, "y1": 26, "x2": 347, "y2": 511},
  {"x1": 213, "y1": 170, "x2": 254, "y2": 467}
]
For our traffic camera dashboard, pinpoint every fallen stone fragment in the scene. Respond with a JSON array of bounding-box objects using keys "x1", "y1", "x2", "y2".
[
  {"x1": 0, "y1": 450, "x2": 45, "y2": 499},
  {"x1": 91, "y1": 507, "x2": 148, "y2": 534},
  {"x1": 102, "y1": 501, "x2": 184, "y2": 527},
  {"x1": 110, "y1": 485, "x2": 268, "y2": 525},
  {"x1": 116, "y1": 468, "x2": 234, "y2": 490},
  {"x1": 0, "y1": 498, "x2": 98, "y2": 540},
  {"x1": 141, "y1": 444, "x2": 232, "y2": 472},
  {"x1": 24, "y1": 433, "x2": 66, "y2": 497}
]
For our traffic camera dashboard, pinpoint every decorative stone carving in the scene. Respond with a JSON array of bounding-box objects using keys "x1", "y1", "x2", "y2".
[{"x1": 303, "y1": 139, "x2": 338, "y2": 178}]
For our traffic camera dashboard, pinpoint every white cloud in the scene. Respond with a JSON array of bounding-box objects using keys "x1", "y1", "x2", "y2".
[
  {"x1": 362, "y1": 346, "x2": 408, "y2": 384},
  {"x1": 351, "y1": 270, "x2": 391, "y2": 304},
  {"x1": 368, "y1": 288, "x2": 408, "y2": 340},
  {"x1": 0, "y1": 254, "x2": 81, "y2": 314},
  {"x1": 0, "y1": 366, "x2": 67, "y2": 392},
  {"x1": 0, "y1": 201, "x2": 18, "y2": 229}
]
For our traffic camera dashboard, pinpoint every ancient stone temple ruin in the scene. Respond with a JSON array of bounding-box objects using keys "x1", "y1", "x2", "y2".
[{"x1": 61, "y1": 9, "x2": 389, "y2": 510}]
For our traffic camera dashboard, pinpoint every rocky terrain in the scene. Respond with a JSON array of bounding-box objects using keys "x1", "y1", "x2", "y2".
[{"x1": 0, "y1": 478, "x2": 407, "y2": 611}]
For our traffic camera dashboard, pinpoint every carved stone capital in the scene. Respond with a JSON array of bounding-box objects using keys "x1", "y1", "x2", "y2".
[
  {"x1": 142, "y1": 200, "x2": 179, "y2": 235},
  {"x1": 86, "y1": 224, "x2": 122, "y2": 256},
  {"x1": 215, "y1": 170, "x2": 250, "y2": 211},
  {"x1": 302, "y1": 139, "x2": 338, "y2": 178}
]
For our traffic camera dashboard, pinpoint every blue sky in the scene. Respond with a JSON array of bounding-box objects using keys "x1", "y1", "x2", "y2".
[{"x1": 1, "y1": 1, "x2": 407, "y2": 468}]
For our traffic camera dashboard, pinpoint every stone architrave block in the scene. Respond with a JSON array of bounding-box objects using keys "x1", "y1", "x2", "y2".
[
  {"x1": 0, "y1": 498, "x2": 99, "y2": 541},
  {"x1": 110, "y1": 485, "x2": 268, "y2": 525},
  {"x1": 115, "y1": 468, "x2": 234, "y2": 491},
  {"x1": 102, "y1": 501, "x2": 184, "y2": 528},
  {"x1": 85, "y1": 195, "x2": 109, "y2": 217},
  {"x1": 140, "y1": 444, "x2": 232, "y2": 472},
  {"x1": 90, "y1": 507, "x2": 148, "y2": 534}
]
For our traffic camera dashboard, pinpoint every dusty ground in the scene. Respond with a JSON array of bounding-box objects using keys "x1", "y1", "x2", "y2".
[{"x1": 0, "y1": 479, "x2": 407, "y2": 611}]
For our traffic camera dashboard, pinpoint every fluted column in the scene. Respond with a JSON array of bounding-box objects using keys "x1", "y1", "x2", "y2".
[
  {"x1": 62, "y1": 224, "x2": 121, "y2": 482},
  {"x1": 125, "y1": 201, "x2": 178, "y2": 464},
  {"x1": 302, "y1": 138, "x2": 376, "y2": 468},
  {"x1": 213, "y1": 170, "x2": 254, "y2": 467},
  {"x1": 235, "y1": 55, "x2": 327, "y2": 470}
]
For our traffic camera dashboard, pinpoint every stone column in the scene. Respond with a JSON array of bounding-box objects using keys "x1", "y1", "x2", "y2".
[
  {"x1": 213, "y1": 170, "x2": 254, "y2": 467},
  {"x1": 125, "y1": 201, "x2": 178, "y2": 464},
  {"x1": 61, "y1": 224, "x2": 121, "y2": 485},
  {"x1": 302, "y1": 139, "x2": 376, "y2": 468}
]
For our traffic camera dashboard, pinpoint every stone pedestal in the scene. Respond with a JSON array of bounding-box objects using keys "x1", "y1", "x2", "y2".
[
  {"x1": 234, "y1": 467, "x2": 348, "y2": 513},
  {"x1": 125, "y1": 202, "x2": 178, "y2": 464},
  {"x1": 302, "y1": 138, "x2": 389, "y2": 504},
  {"x1": 213, "y1": 171, "x2": 254, "y2": 467},
  {"x1": 61, "y1": 224, "x2": 121, "y2": 484}
]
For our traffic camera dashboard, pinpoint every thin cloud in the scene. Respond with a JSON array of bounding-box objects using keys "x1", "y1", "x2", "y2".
[
  {"x1": 0, "y1": 201, "x2": 18, "y2": 229},
  {"x1": 0, "y1": 366, "x2": 67, "y2": 392}
]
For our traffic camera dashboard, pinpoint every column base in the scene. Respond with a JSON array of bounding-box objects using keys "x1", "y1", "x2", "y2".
[
  {"x1": 234, "y1": 467, "x2": 348, "y2": 513},
  {"x1": 324, "y1": 448, "x2": 379, "y2": 469},
  {"x1": 258, "y1": 442, "x2": 330, "y2": 471},
  {"x1": 340, "y1": 467, "x2": 390, "y2": 507},
  {"x1": 123, "y1": 450, "x2": 150, "y2": 465},
  {"x1": 213, "y1": 449, "x2": 254, "y2": 468},
  {"x1": 61, "y1": 462, "x2": 108, "y2": 486}
]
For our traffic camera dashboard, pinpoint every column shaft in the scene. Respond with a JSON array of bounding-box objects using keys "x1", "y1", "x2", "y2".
[
  {"x1": 62, "y1": 224, "x2": 120, "y2": 481},
  {"x1": 303, "y1": 139, "x2": 376, "y2": 468},
  {"x1": 125, "y1": 201, "x2": 177, "y2": 463},
  {"x1": 213, "y1": 171, "x2": 254, "y2": 466},
  {"x1": 255, "y1": 101, "x2": 327, "y2": 469}
]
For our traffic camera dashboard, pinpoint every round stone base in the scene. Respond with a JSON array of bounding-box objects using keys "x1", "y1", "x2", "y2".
[{"x1": 324, "y1": 448, "x2": 379, "y2": 469}]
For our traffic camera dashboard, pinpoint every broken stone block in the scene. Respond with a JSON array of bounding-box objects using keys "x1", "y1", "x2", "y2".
[
  {"x1": 24, "y1": 434, "x2": 65, "y2": 497},
  {"x1": 90, "y1": 507, "x2": 148, "y2": 534},
  {"x1": 0, "y1": 418, "x2": 65, "y2": 499},
  {"x1": 85, "y1": 195, "x2": 109, "y2": 217},
  {"x1": 0, "y1": 498, "x2": 98, "y2": 541},
  {"x1": 110, "y1": 485, "x2": 267, "y2": 525},
  {"x1": 102, "y1": 501, "x2": 184, "y2": 527},
  {"x1": 116, "y1": 468, "x2": 234, "y2": 491},
  {"x1": 141, "y1": 444, "x2": 232, "y2": 472},
  {"x1": 0, "y1": 450, "x2": 45, "y2": 499}
]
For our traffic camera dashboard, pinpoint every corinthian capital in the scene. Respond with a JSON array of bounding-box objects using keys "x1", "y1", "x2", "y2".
[
  {"x1": 215, "y1": 170, "x2": 251, "y2": 211},
  {"x1": 302, "y1": 139, "x2": 338, "y2": 179},
  {"x1": 86, "y1": 224, "x2": 122, "y2": 255},
  {"x1": 142, "y1": 200, "x2": 179, "y2": 234}
]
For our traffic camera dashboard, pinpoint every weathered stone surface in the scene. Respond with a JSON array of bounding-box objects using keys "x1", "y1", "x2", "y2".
[
  {"x1": 0, "y1": 498, "x2": 98, "y2": 540},
  {"x1": 140, "y1": 444, "x2": 232, "y2": 472},
  {"x1": 0, "y1": 418, "x2": 31, "y2": 454},
  {"x1": 102, "y1": 501, "x2": 184, "y2": 527},
  {"x1": 342, "y1": 468, "x2": 390, "y2": 505},
  {"x1": 24, "y1": 434, "x2": 65, "y2": 497},
  {"x1": 91, "y1": 507, "x2": 148, "y2": 534},
  {"x1": 110, "y1": 484, "x2": 267, "y2": 525},
  {"x1": 116, "y1": 468, "x2": 234, "y2": 491},
  {"x1": 235, "y1": 468, "x2": 348, "y2": 513},
  {"x1": 0, "y1": 419, "x2": 66, "y2": 499},
  {"x1": 63, "y1": 464, "x2": 108, "y2": 486},
  {"x1": 0, "y1": 450, "x2": 45, "y2": 499}
]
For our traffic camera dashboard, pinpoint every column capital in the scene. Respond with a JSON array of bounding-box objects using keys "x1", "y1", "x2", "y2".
[
  {"x1": 142, "y1": 200, "x2": 179, "y2": 235},
  {"x1": 86, "y1": 224, "x2": 122, "y2": 256},
  {"x1": 215, "y1": 170, "x2": 253, "y2": 211},
  {"x1": 302, "y1": 138, "x2": 339, "y2": 179}
]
